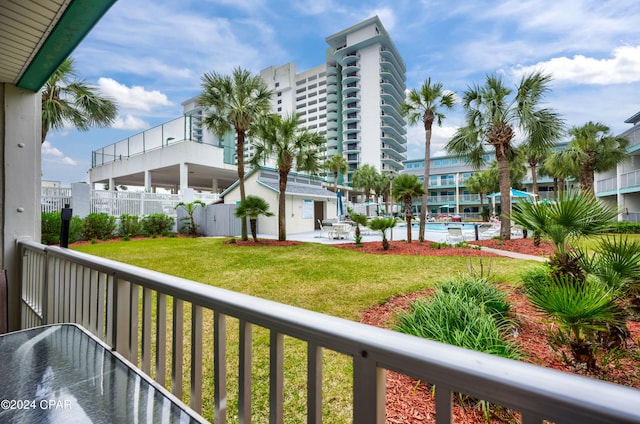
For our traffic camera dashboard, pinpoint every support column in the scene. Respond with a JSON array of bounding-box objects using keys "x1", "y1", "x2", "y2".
[
  {"x1": 180, "y1": 163, "x2": 189, "y2": 194},
  {"x1": 144, "y1": 170, "x2": 151, "y2": 192},
  {"x1": 211, "y1": 177, "x2": 219, "y2": 193},
  {"x1": 1, "y1": 84, "x2": 41, "y2": 331}
]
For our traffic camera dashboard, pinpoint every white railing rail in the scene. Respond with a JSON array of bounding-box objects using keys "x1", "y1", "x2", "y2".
[
  {"x1": 18, "y1": 240, "x2": 640, "y2": 424},
  {"x1": 41, "y1": 187, "x2": 72, "y2": 213},
  {"x1": 41, "y1": 187, "x2": 220, "y2": 218},
  {"x1": 91, "y1": 190, "x2": 182, "y2": 217}
]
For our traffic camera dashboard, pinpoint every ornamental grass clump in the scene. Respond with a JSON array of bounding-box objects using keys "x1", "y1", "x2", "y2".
[{"x1": 393, "y1": 277, "x2": 521, "y2": 359}]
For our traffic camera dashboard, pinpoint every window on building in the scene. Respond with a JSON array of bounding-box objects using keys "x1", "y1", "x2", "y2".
[
  {"x1": 277, "y1": 99, "x2": 282, "y2": 104},
  {"x1": 275, "y1": 82, "x2": 280, "y2": 87},
  {"x1": 277, "y1": 92, "x2": 282, "y2": 97},
  {"x1": 308, "y1": 74, "x2": 317, "y2": 81},
  {"x1": 277, "y1": 107, "x2": 282, "y2": 112}
]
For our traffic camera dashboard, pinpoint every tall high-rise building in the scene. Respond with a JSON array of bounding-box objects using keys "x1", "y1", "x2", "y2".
[{"x1": 260, "y1": 16, "x2": 407, "y2": 184}]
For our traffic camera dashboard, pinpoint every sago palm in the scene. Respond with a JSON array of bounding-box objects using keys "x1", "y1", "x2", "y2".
[
  {"x1": 200, "y1": 67, "x2": 273, "y2": 240},
  {"x1": 401, "y1": 78, "x2": 455, "y2": 242},
  {"x1": 510, "y1": 191, "x2": 618, "y2": 278},
  {"x1": 391, "y1": 174, "x2": 425, "y2": 243},
  {"x1": 447, "y1": 72, "x2": 563, "y2": 239},
  {"x1": 41, "y1": 57, "x2": 117, "y2": 143},
  {"x1": 234, "y1": 195, "x2": 274, "y2": 242},
  {"x1": 524, "y1": 273, "x2": 625, "y2": 370},
  {"x1": 251, "y1": 113, "x2": 324, "y2": 241}
]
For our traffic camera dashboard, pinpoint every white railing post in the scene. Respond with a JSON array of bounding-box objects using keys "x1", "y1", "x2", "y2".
[{"x1": 352, "y1": 353, "x2": 385, "y2": 424}]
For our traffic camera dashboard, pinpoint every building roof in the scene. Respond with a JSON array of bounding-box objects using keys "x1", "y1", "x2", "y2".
[
  {"x1": 624, "y1": 111, "x2": 640, "y2": 125},
  {"x1": 0, "y1": 0, "x2": 116, "y2": 92},
  {"x1": 221, "y1": 167, "x2": 335, "y2": 199}
]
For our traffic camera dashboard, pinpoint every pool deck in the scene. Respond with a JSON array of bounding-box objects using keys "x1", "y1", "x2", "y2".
[{"x1": 255, "y1": 227, "x2": 547, "y2": 262}]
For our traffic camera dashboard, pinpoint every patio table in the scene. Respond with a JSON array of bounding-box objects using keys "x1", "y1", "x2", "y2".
[{"x1": 0, "y1": 324, "x2": 206, "y2": 423}]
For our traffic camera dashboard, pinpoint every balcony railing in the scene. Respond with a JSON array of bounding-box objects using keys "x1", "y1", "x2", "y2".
[
  {"x1": 620, "y1": 169, "x2": 640, "y2": 190},
  {"x1": 596, "y1": 176, "x2": 618, "y2": 193},
  {"x1": 18, "y1": 240, "x2": 640, "y2": 423}
]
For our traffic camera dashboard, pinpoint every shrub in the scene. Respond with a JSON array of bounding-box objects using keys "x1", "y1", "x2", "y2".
[
  {"x1": 119, "y1": 214, "x2": 142, "y2": 237},
  {"x1": 393, "y1": 277, "x2": 521, "y2": 359},
  {"x1": 41, "y1": 212, "x2": 83, "y2": 245},
  {"x1": 82, "y1": 213, "x2": 116, "y2": 240},
  {"x1": 524, "y1": 273, "x2": 626, "y2": 370},
  {"x1": 607, "y1": 221, "x2": 640, "y2": 234},
  {"x1": 439, "y1": 277, "x2": 511, "y2": 322},
  {"x1": 141, "y1": 213, "x2": 174, "y2": 236}
]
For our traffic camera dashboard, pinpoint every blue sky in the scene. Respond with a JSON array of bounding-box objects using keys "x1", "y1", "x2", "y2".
[{"x1": 42, "y1": 0, "x2": 640, "y2": 186}]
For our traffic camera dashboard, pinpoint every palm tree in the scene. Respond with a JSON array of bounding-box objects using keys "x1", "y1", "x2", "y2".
[
  {"x1": 251, "y1": 113, "x2": 324, "y2": 241},
  {"x1": 401, "y1": 78, "x2": 455, "y2": 242},
  {"x1": 540, "y1": 150, "x2": 577, "y2": 199},
  {"x1": 200, "y1": 67, "x2": 273, "y2": 241},
  {"x1": 175, "y1": 200, "x2": 206, "y2": 236},
  {"x1": 464, "y1": 170, "x2": 496, "y2": 220},
  {"x1": 323, "y1": 154, "x2": 348, "y2": 192},
  {"x1": 564, "y1": 121, "x2": 628, "y2": 193},
  {"x1": 351, "y1": 164, "x2": 379, "y2": 216},
  {"x1": 373, "y1": 172, "x2": 390, "y2": 216},
  {"x1": 391, "y1": 174, "x2": 425, "y2": 243},
  {"x1": 41, "y1": 57, "x2": 117, "y2": 144},
  {"x1": 368, "y1": 217, "x2": 397, "y2": 250},
  {"x1": 349, "y1": 212, "x2": 368, "y2": 245},
  {"x1": 234, "y1": 195, "x2": 274, "y2": 242},
  {"x1": 447, "y1": 72, "x2": 563, "y2": 239},
  {"x1": 523, "y1": 141, "x2": 556, "y2": 195}
]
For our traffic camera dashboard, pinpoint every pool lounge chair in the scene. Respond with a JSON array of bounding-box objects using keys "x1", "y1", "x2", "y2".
[{"x1": 445, "y1": 227, "x2": 466, "y2": 244}]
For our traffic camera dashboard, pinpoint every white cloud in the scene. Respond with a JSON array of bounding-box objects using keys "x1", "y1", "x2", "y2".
[
  {"x1": 364, "y1": 8, "x2": 396, "y2": 31},
  {"x1": 511, "y1": 45, "x2": 640, "y2": 85},
  {"x1": 406, "y1": 124, "x2": 458, "y2": 158},
  {"x1": 98, "y1": 78, "x2": 173, "y2": 112},
  {"x1": 112, "y1": 114, "x2": 149, "y2": 130},
  {"x1": 41, "y1": 141, "x2": 77, "y2": 165}
]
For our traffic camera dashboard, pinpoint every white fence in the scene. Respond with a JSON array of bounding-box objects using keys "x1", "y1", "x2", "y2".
[
  {"x1": 41, "y1": 185, "x2": 220, "y2": 218},
  {"x1": 18, "y1": 240, "x2": 640, "y2": 423}
]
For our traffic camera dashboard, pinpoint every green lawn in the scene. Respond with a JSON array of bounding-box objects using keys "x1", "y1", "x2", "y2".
[
  {"x1": 73, "y1": 237, "x2": 534, "y2": 320},
  {"x1": 72, "y1": 237, "x2": 540, "y2": 422}
]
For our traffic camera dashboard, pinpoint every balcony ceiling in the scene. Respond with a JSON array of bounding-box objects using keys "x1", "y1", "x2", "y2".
[{"x1": 0, "y1": 0, "x2": 116, "y2": 92}]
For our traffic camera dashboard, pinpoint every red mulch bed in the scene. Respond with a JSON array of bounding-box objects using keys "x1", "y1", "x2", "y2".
[
  {"x1": 333, "y1": 237, "x2": 555, "y2": 257},
  {"x1": 360, "y1": 283, "x2": 639, "y2": 422}
]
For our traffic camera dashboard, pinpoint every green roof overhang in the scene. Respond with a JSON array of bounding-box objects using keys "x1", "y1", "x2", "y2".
[{"x1": 16, "y1": 0, "x2": 117, "y2": 92}]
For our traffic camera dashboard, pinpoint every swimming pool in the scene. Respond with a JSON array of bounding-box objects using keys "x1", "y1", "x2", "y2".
[{"x1": 412, "y1": 222, "x2": 477, "y2": 232}]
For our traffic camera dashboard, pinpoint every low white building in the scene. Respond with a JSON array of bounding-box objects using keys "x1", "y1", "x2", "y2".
[{"x1": 221, "y1": 168, "x2": 338, "y2": 236}]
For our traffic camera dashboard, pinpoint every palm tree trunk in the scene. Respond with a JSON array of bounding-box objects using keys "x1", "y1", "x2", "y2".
[
  {"x1": 419, "y1": 114, "x2": 434, "y2": 242},
  {"x1": 496, "y1": 146, "x2": 512, "y2": 240},
  {"x1": 530, "y1": 162, "x2": 539, "y2": 195},
  {"x1": 405, "y1": 196, "x2": 412, "y2": 243},
  {"x1": 278, "y1": 167, "x2": 290, "y2": 241},
  {"x1": 237, "y1": 130, "x2": 248, "y2": 241},
  {"x1": 250, "y1": 218, "x2": 258, "y2": 242},
  {"x1": 580, "y1": 162, "x2": 595, "y2": 193}
]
